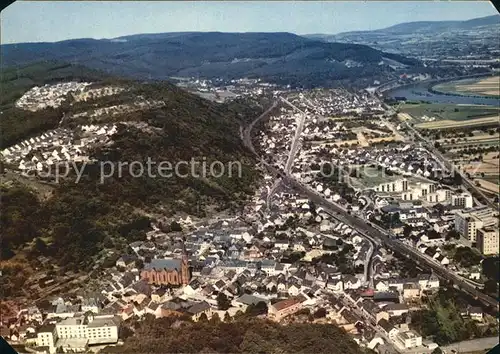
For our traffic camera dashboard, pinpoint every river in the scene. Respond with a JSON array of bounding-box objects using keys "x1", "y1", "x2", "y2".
[{"x1": 386, "y1": 81, "x2": 499, "y2": 106}]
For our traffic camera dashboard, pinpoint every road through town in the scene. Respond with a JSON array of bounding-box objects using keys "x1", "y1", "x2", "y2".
[{"x1": 242, "y1": 99, "x2": 498, "y2": 312}]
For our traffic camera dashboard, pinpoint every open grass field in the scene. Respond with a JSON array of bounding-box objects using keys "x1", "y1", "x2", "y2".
[
  {"x1": 433, "y1": 76, "x2": 500, "y2": 97},
  {"x1": 476, "y1": 179, "x2": 500, "y2": 195},
  {"x1": 482, "y1": 175, "x2": 500, "y2": 184},
  {"x1": 442, "y1": 134, "x2": 500, "y2": 149},
  {"x1": 415, "y1": 115, "x2": 499, "y2": 130},
  {"x1": 454, "y1": 152, "x2": 499, "y2": 195},
  {"x1": 400, "y1": 103, "x2": 500, "y2": 122},
  {"x1": 397, "y1": 112, "x2": 413, "y2": 121}
]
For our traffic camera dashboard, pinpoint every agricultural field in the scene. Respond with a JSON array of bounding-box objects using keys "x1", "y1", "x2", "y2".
[
  {"x1": 482, "y1": 175, "x2": 500, "y2": 184},
  {"x1": 399, "y1": 103, "x2": 499, "y2": 123},
  {"x1": 439, "y1": 133, "x2": 500, "y2": 149},
  {"x1": 397, "y1": 112, "x2": 413, "y2": 121},
  {"x1": 453, "y1": 152, "x2": 500, "y2": 195},
  {"x1": 453, "y1": 152, "x2": 499, "y2": 174},
  {"x1": 475, "y1": 179, "x2": 500, "y2": 195},
  {"x1": 433, "y1": 76, "x2": 500, "y2": 97},
  {"x1": 416, "y1": 116, "x2": 499, "y2": 130}
]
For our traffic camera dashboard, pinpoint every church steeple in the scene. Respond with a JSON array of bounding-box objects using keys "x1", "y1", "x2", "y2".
[{"x1": 181, "y1": 237, "x2": 190, "y2": 285}]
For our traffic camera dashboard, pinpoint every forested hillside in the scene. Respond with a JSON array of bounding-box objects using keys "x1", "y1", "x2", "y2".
[
  {"x1": 101, "y1": 317, "x2": 368, "y2": 354},
  {"x1": 1, "y1": 32, "x2": 419, "y2": 88},
  {"x1": 0, "y1": 62, "x2": 263, "y2": 298}
]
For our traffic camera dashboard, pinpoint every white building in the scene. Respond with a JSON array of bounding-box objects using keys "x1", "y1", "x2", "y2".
[
  {"x1": 37, "y1": 313, "x2": 120, "y2": 353},
  {"x1": 455, "y1": 207, "x2": 497, "y2": 242},
  {"x1": 375, "y1": 179, "x2": 408, "y2": 193},
  {"x1": 395, "y1": 330, "x2": 422, "y2": 349},
  {"x1": 451, "y1": 193, "x2": 474, "y2": 209},
  {"x1": 476, "y1": 228, "x2": 499, "y2": 255},
  {"x1": 426, "y1": 189, "x2": 451, "y2": 203},
  {"x1": 402, "y1": 182, "x2": 436, "y2": 201},
  {"x1": 36, "y1": 325, "x2": 58, "y2": 354}
]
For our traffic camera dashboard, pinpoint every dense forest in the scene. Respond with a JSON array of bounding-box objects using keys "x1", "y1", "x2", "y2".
[
  {"x1": 2, "y1": 32, "x2": 418, "y2": 88},
  {"x1": 101, "y1": 316, "x2": 367, "y2": 354}
]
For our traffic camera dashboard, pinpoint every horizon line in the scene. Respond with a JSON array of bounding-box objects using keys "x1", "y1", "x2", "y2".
[{"x1": 2, "y1": 13, "x2": 498, "y2": 46}]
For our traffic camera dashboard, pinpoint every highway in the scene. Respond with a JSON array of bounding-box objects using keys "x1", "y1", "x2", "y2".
[
  {"x1": 283, "y1": 170, "x2": 498, "y2": 309},
  {"x1": 278, "y1": 95, "x2": 377, "y2": 285},
  {"x1": 243, "y1": 99, "x2": 498, "y2": 312},
  {"x1": 281, "y1": 96, "x2": 308, "y2": 174}
]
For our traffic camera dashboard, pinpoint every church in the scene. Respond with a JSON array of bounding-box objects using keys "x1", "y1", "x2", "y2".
[{"x1": 140, "y1": 254, "x2": 190, "y2": 286}]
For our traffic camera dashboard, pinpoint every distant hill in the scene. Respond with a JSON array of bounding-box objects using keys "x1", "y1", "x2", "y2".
[
  {"x1": 456, "y1": 14, "x2": 500, "y2": 29},
  {"x1": 369, "y1": 14, "x2": 499, "y2": 34},
  {"x1": 306, "y1": 15, "x2": 500, "y2": 58},
  {"x1": 1, "y1": 32, "x2": 419, "y2": 88},
  {"x1": 308, "y1": 15, "x2": 500, "y2": 38}
]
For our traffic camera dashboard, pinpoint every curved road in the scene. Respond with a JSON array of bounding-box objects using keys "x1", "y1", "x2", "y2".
[
  {"x1": 246, "y1": 96, "x2": 377, "y2": 285},
  {"x1": 243, "y1": 100, "x2": 498, "y2": 312}
]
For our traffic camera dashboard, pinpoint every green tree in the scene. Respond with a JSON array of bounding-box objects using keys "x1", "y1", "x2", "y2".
[
  {"x1": 170, "y1": 221, "x2": 182, "y2": 232},
  {"x1": 313, "y1": 308, "x2": 327, "y2": 319},
  {"x1": 134, "y1": 259, "x2": 144, "y2": 269},
  {"x1": 33, "y1": 237, "x2": 47, "y2": 254},
  {"x1": 209, "y1": 312, "x2": 221, "y2": 324},
  {"x1": 217, "y1": 293, "x2": 231, "y2": 311}
]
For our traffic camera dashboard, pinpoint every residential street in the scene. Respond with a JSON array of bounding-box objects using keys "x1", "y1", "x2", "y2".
[{"x1": 403, "y1": 336, "x2": 499, "y2": 354}]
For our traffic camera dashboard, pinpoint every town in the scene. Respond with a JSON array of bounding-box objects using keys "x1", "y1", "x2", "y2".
[{"x1": 0, "y1": 77, "x2": 498, "y2": 354}]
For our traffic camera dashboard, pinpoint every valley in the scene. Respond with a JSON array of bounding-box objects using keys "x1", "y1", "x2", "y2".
[{"x1": 0, "y1": 4, "x2": 499, "y2": 354}]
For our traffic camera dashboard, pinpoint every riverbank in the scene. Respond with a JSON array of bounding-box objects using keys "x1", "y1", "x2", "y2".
[
  {"x1": 386, "y1": 74, "x2": 499, "y2": 106},
  {"x1": 431, "y1": 76, "x2": 500, "y2": 99}
]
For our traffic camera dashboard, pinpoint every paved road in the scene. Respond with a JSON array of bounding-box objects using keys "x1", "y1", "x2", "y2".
[
  {"x1": 242, "y1": 100, "x2": 279, "y2": 155},
  {"x1": 266, "y1": 178, "x2": 282, "y2": 209},
  {"x1": 278, "y1": 96, "x2": 377, "y2": 285},
  {"x1": 403, "y1": 336, "x2": 499, "y2": 354},
  {"x1": 280, "y1": 97, "x2": 307, "y2": 173},
  {"x1": 440, "y1": 336, "x2": 499, "y2": 354},
  {"x1": 243, "y1": 100, "x2": 498, "y2": 312},
  {"x1": 326, "y1": 290, "x2": 401, "y2": 354}
]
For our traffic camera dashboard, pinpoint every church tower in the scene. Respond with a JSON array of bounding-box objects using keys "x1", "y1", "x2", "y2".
[{"x1": 181, "y1": 239, "x2": 190, "y2": 285}]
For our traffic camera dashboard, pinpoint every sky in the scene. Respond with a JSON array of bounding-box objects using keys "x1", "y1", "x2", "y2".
[{"x1": 1, "y1": 1, "x2": 498, "y2": 44}]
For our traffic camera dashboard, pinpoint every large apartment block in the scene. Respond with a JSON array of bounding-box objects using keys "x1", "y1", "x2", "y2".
[
  {"x1": 476, "y1": 227, "x2": 499, "y2": 256},
  {"x1": 455, "y1": 207, "x2": 498, "y2": 242},
  {"x1": 450, "y1": 193, "x2": 474, "y2": 209},
  {"x1": 36, "y1": 313, "x2": 120, "y2": 353},
  {"x1": 375, "y1": 179, "x2": 409, "y2": 193}
]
